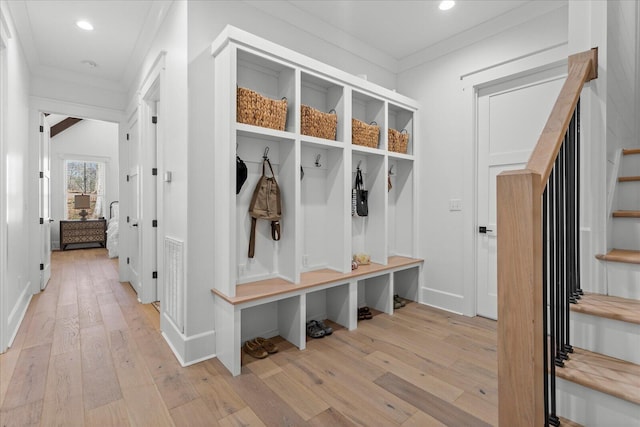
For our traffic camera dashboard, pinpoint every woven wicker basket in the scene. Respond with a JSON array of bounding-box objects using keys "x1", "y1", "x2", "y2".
[
  {"x1": 388, "y1": 128, "x2": 409, "y2": 154},
  {"x1": 301, "y1": 105, "x2": 337, "y2": 140},
  {"x1": 352, "y1": 119, "x2": 379, "y2": 148},
  {"x1": 236, "y1": 87, "x2": 288, "y2": 131}
]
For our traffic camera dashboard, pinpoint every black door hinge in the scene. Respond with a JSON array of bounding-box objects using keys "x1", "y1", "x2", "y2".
[
  {"x1": 126, "y1": 133, "x2": 130, "y2": 141},
  {"x1": 126, "y1": 216, "x2": 130, "y2": 223},
  {"x1": 152, "y1": 116, "x2": 157, "y2": 124},
  {"x1": 39, "y1": 263, "x2": 44, "y2": 271},
  {"x1": 39, "y1": 171, "x2": 43, "y2": 178},
  {"x1": 39, "y1": 217, "x2": 44, "y2": 224},
  {"x1": 152, "y1": 168, "x2": 157, "y2": 176},
  {"x1": 152, "y1": 220, "x2": 157, "y2": 227},
  {"x1": 39, "y1": 125, "x2": 43, "y2": 132},
  {"x1": 126, "y1": 174, "x2": 130, "y2": 182},
  {"x1": 152, "y1": 271, "x2": 158, "y2": 279},
  {"x1": 126, "y1": 257, "x2": 130, "y2": 264}
]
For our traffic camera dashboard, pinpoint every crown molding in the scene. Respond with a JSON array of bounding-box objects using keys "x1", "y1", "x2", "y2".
[
  {"x1": 244, "y1": 0, "x2": 400, "y2": 74},
  {"x1": 398, "y1": 1, "x2": 568, "y2": 73}
]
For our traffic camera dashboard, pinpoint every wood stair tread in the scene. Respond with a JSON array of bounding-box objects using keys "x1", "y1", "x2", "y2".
[
  {"x1": 559, "y1": 417, "x2": 583, "y2": 427},
  {"x1": 613, "y1": 210, "x2": 640, "y2": 218},
  {"x1": 571, "y1": 292, "x2": 640, "y2": 325},
  {"x1": 622, "y1": 148, "x2": 640, "y2": 156},
  {"x1": 556, "y1": 347, "x2": 640, "y2": 405},
  {"x1": 618, "y1": 176, "x2": 640, "y2": 182},
  {"x1": 595, "y1": 249, "x2": 640, "y2": 264}
]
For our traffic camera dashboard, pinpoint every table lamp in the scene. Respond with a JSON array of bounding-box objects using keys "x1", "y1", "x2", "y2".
[{"x1": 74, "y1": 194, "x2": 90, "y2": 221}]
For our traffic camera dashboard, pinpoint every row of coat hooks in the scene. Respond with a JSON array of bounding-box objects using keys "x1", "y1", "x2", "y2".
[
  {"x1": 355, "y1": 161, "x2": 394, "y2": 176},
  {"x1": 245, "y1": 146, "x2": 394, "y2": 175}
]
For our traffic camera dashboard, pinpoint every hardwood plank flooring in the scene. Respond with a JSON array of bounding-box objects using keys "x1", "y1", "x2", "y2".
[{"x1": 0, "y1": 248, "x2": 501, "y2": 426}]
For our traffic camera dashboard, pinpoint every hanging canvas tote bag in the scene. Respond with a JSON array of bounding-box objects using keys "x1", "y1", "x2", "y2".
[
  {"x1": 354, "y1": 168, "x2": 368, "y2": 217},
  {"x1": 248, "y1": 158, "x2": 282, "y2": 258}
]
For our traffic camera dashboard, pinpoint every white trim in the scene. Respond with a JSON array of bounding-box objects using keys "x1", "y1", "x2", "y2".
[
  {"x1": 30, "y1": 97, "x2": 124, "y2": 124},
  {"x1": 399, "y1": 2, "x2": 568, "y2": 73},
  {"x1": 420, "y1": 287, "x2": 465, "y2": 315},
  {"x1": 59, "y1": 156, "x2": 109, "y2": 220},
  {"x1": 7, "y1": 288, "x2": 32, "y2": 349},
  {"x1": 0, "y1": 6, "x2": 8, "y2": 352},
  {"x1": 136, "y1": 51, "x2": 165, "y2": 305},
  {"x1": 161, "y1": 321, "x2": 216, "y2": 367}
]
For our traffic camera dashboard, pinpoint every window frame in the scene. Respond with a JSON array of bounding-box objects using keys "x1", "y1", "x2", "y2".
[{"x1": 59, "y1": 154, "x2": 110, "y2": 220}]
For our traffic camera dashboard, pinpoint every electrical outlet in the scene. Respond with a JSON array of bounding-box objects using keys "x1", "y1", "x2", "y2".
[
  {"x1": 238, "y1": 264, "x2": 246, "y2": 276},
  {"x1": 302, "y1": 255, "x2": 309, "y2": 267}
]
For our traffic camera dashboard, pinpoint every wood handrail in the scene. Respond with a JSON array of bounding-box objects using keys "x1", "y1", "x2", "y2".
[
  {"x1": 526, "y1": 48, "x2": 597, "y2": 189},
  {"x1": 497, "y1": 47, "x2": 598, "y2": 427}
]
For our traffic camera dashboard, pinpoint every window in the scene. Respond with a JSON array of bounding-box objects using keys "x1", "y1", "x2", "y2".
[{"x1": 65, "y1": 160, "x2": 105, "y2": 219}]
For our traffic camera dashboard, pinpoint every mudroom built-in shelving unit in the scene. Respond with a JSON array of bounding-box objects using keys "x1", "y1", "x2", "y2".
[{"x1": 211, "y1": 25, "x2": 423, "y2": 376}]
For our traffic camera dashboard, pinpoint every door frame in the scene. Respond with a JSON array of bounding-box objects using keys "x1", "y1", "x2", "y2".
[
  {"x1": 136, "y1": 51, "x2": 165, "y2": 305},
  {"x1": 39, "y1": 112, "x2": 52, "y2": 289},
  {"x1": 459, "y1": 45, "x2": 568, "y2": 318},
  {"x1": 474, "y1": 66, "x2": 568, "y2": 319},
  {"x1": 0, "y1": 12, "x2": 8, "y2": 351},
  {"x1": 28, "y1": 98, "x2": 124, "y2": 298}
]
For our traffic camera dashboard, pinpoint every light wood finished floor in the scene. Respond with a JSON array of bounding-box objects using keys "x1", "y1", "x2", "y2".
[{"x1": 1, "y1": 249, "x2": 500, "y2": 426}]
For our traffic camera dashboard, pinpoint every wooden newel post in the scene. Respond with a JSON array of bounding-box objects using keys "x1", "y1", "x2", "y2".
[{"x1": 497, "y1": 169, "x2": 544, "y2": 427}]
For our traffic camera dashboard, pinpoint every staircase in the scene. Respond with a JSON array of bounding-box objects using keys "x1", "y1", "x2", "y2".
[{"x1": 556, "y1": 148, "x2": 640, "y2": 426}]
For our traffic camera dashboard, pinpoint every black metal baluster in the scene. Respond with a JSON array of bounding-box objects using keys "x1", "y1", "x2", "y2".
[
  {"x1": 543, "y1": 185, "x2": 550, "y2": 427},
  {"x1": 575, "y1": 99, "x2": 583, "y2": 297},
  {"x1": 565, "y1": 111, "x2": 576, "y2": 357},
  {"x1": 554, "y1": 155, "x2": 565, "y2": 368},
  {"x1": 548, "y1": 167, "x2": 560, "y2": 426}
]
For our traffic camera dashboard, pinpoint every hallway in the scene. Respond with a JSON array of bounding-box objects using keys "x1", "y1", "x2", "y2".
[{"x1": 0, "y1": 249, "x2": 498, "y2": 426}]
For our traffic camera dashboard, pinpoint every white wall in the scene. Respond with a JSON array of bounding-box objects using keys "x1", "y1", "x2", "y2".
[
  {"x1": 606, "y1": 0, "x2": 638, "y2": 160},
  {"x1": 396, "y1": 7, "x2": 570, "y2": 315},
  {"x1": 49, "y1": 119, "x2": 119, "y2": 249},
  {"x1": 123, "y1": 0, "x2": 190, "y2": 357},
  {"x1": 0, "y1": 0, "x2": 33, "y2": 352}
]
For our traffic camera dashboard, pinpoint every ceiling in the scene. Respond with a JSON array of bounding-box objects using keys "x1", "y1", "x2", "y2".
[
  {"x1": 7, "y1": 0, "x2": 172, "y2": 91},
  {"x1": 284, "y1": 0, "x2": 530, "y2": 61},
  {"x1": 6, "y1": 0, "x2": 563, "y2": 92}
]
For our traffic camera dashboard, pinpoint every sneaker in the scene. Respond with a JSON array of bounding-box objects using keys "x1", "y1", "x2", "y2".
[
  {"x1": 315, "y1": 319, "x2": 333, "y2": 336},
  {"x1": 306, "y1": 320, "x2": 325, "y2": 338}
]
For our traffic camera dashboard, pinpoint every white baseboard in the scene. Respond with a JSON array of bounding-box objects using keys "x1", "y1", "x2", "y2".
[
  {"x1": 420, "y1": 287, "x2": 464, "y2": 315},
  {"x1": 7, "y1": 284, "x2": 33, "y2": 348},
  {"x1": 160, "y1": 313, "x2": 215, "y2": 367}
]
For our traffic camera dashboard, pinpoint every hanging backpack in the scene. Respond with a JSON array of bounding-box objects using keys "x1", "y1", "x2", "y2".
[{"x1": 248, "y1": 158, "x2": 282, "y2": 258}]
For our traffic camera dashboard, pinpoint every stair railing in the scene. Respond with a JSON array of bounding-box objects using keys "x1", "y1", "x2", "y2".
[{"x1": 496, "y1": 48, "x2": 597, "y2": 427}]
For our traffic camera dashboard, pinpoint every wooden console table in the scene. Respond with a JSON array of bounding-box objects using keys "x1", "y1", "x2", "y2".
[{"x1": 60, "y1": 219, "x2": 107, "y2": 250}]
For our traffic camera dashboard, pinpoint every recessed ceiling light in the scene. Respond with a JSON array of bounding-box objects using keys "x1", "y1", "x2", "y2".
[
  {"x1": 439, "y1": 1, "x2": 455, "y2": 11},
  {"x1": 76, "y1": 20, "x2": 94, "y2": 31}
]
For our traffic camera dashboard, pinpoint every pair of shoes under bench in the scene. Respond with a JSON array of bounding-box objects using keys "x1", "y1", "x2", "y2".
[
  {"x1": 243, "y1": 337, "x2": 278, "y2": 359},
  {"x1": 307, "y1": 319, "x2": 333, "y2": 338}
]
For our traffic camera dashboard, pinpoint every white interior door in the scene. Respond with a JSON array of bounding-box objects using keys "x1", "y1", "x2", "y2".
[
  {"x1": 40, "y1": 114, "x2": 52, "y2": 289},
  {"x1": 476, "y1": 67, "x2": 565, "y2": 319},
  {"x1": 128, "y1": 117, "x2": 142, "y2": 294}
]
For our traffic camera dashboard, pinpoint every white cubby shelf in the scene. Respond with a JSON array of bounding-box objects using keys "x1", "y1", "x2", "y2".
[{"x1": 211, "y1": 25, "x2": 423, "y2": 376}]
